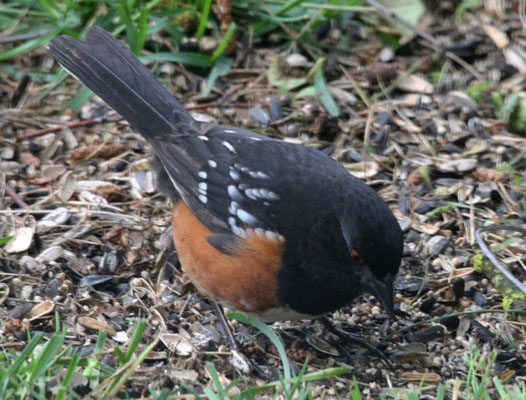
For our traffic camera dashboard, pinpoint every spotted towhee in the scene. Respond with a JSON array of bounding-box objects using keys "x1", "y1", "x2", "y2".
[{"x1": 47, "y1": 27, "x2": 403, "y2": 335}]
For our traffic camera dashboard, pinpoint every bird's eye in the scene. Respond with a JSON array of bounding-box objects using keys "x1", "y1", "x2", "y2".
[{"x1": 350, "y1": 251, "x2": 364, "y2": 264}]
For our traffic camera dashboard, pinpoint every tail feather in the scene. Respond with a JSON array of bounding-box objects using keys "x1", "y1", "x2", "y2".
[{"x1": 47, "y1": 27, "x2": 193, "y2": 138}]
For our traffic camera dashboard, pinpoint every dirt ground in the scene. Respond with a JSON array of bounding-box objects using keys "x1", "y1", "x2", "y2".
[{"x1": 1, "y1": 2, "x2": 526, "y2": 398}]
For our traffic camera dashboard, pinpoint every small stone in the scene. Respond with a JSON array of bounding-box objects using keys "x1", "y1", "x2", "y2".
[
  {"x1": 285, "y1": 53, "x2": 309, "y2": 68},
  {"x1": 199, "y1": 36, "x2": 218, "y2": 52},
  {"x1": 425, "y1": 235, "x2": 449, "y2": 256},
  {"x1": 21, "y1": 286, "x2": 33, "y2": 301},
  {"x1": 473, "y1": 292, "x2": 489, "y2": 307},
  {"x1": 439, "y1": 158, "x2": 477, "y2": 173}
]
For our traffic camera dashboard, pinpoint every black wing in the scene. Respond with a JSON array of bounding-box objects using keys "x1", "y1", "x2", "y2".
[
  {"x1": 151, "y1": 123, "x2": 343, "y2": 251},
  {"x1": 47, "y1": 27, "x2": 342, "y2": 252}
]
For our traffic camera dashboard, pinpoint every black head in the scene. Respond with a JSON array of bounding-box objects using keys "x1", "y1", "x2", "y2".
[
  {"x1": 276, "y1": 162, "x2": 403, "y2": 317},
  {"x1": 338, "y1": 177, "x2": 403, "y2": 316}
]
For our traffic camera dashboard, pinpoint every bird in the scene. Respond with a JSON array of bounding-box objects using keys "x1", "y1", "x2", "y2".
[{"x1": 47, "y1": 26, "x2": 403, "y2": 365}]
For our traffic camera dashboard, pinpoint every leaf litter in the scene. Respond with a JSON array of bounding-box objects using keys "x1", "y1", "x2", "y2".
[{"x1": 1, "y1": 3, "x2": 526, "y2": 398}]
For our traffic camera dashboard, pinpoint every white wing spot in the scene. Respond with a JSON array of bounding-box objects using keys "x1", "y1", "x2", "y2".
[
  {"x1": 232, "y1": 225, "x2": 247, "y2": 238},
  {"x1": 198, "y1": 135, "x2": 209, "y2": 141},
  {"x1": 228, "y1": 217, "x2": 236, "y2": 226},
  {"x1": 245, "y1": 189, "x2": 257, "y2": 200},
  {"x1": 236, "y1": 209, "x2": 258, "y2": 226},
  {"x1": 198, "y1": 171, "x2": 207, "y2": 179},
  {"x1": 255, "y1": 228, "x2": 265, "y2": 237},
  {"x1": 224, "y1": 129, "x2": 237, "y2": 133},
  {"x1": 233, "y1": 163, "x2": 250, "y2": 173},
  {"x1": 253, "y1": 171, "x2": 270, "y2": 179},
  {"x1": 264, "y1": 230, "x2": 285, "y2": 242},
  {"x1": 229, "y1": 168, "x2": 241, "y2": 181},
  {"x1": 260, "y1": 188, "x2": 279, "y2": 200},
  {"x1": 199, "y1": 195, "x2": 207, "y2": 204},
  {"x1": 198, "y1": 182, "x2": 207, "y2": 195},
  {"x1": 222, "y1": 141, "x2": 236, "y2": 153},
  {"x1": 229, "y1": 201, "x2": 240, "y2": 215},
  {"x1": 208, "y1": 160, "x2": 217, "y2": 168},
  {"x1": 227, "y1": 185, "x2": 244, "y2": 201},
  {"x1": 245, "y1": 188, "x2": 279, "y2": 201}
]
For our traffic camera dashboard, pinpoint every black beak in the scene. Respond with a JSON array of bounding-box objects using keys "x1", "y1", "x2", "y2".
[{"x1": 367, "y1": 273, "x2": 395, "y2": 317}]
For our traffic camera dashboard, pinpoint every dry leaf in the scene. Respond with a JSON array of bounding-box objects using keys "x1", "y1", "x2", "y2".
[
  {"x1": 398, "y1": 74, "x2": 433, "y2": 94},
  {"x1": 78, "y1": 316, "x2": 116, "y2": 335},
  {"x1": 482, "y1": 25, "x2": 508, "y2": 49},
  {"x1": 5, "y1": 227, "x2": 34, "y2": 253},
  {"x1": 28, "y1": 300, "x2": 55, "y2": 320},
  {"x1": 400, "y1": 372, "x2": 441, "y2": 383}
]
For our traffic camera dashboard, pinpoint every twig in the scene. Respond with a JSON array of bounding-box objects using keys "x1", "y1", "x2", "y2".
[
  {"x1": 475, "y1": 225, "x2": 526, "y2": 296},
  {"x1": 16, "y1": 118, "x2": 120, "y2": 141},
  {"x1": 185, "y1": 102, "x2": 251, "y2": 111},
  {"x1": 9, "y1": 75, "x2": 31, "y2": 107},
  {"x1": 366, "y1": 0, "x2": 485, "y2": 81},
  {"x1": 0, "y1": 28, "x2": 52, "y2": 44},
  {"x1": 366, "y1": 0, "x2": 442, "y2": 48},
  {"x1": 4, "y1": 184, "x2": 29, "y2": 209},
  {"x1": 381, "y1": 308, "x2": 526, "y2": 343}
]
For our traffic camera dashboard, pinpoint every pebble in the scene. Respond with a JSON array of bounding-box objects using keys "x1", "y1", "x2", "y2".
[
  {"x1": 439, "y1": 158, "x2": 477, "y2": 172},
  {"x1": 425, "y1": 235, "x2": 449, "y2": 256},
  {"x1": 21, "y1": 286, "x2": 33, "y2": 301},
  {"x1": 473, "y1": 292, "x2": 489, "y2": 306},
  {"x1": 285, "y1": 53, "x2": 309, "y2": 68}
]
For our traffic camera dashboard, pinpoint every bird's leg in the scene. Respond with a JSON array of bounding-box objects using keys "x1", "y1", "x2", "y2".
[
  {"x1": 210, "y1": 301, "x2": 270, "y2": 379},
  {"x1": 321, "y1": 317, "x2": 394, "y2": 369},
  {"x1": 210, "y1": 301, "x2": 239, "y2": 351}
]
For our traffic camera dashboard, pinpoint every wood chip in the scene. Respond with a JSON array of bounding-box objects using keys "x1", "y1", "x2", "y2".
[
  {"x1": 482, "y1": 25, "x2": 509, "y2": 49},
  {"x1": 78, "y1": 316, "x2": 116, "y2": 335}
]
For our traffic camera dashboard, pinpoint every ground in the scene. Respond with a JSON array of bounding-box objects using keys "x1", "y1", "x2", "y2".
[{"x1": 1, "y1": 1, "x2": 526, "y2": 399}]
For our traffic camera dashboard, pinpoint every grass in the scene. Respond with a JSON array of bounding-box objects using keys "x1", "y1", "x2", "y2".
[
  {"x1": 4, "y1": 0, "x2": 522, "y2": 398},
  {"x1": 0, "y1": 313, "x2": 348, "y2": 399},
  {"x1": 0, "y1": 0, "x2": 383, "y2": 113},
  {"x1": 1, "y1": 311, "x2": 524, "y2": 399}
]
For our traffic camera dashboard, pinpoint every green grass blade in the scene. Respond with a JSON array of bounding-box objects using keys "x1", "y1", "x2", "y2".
[
  {"x1": 62, "y1": 87, "x2": 93, "y2": 112},
  {"x1": 0, "y1": 236, "x2": 14, "y2": 245},
  {"x1": 313, "y1": 59, "x2": 339, "y2": 117},
  {"x1": 139, "y1": 52, "x2": 213, "y2": 67},
  {"x1": 211, "y1": 22, "x2": 236, "y2": 64},
  {"x1": 239, "y1": 367, "x2": 349, "y2": 397},
  {"x1": 124, "y1": 320, "x2": 146, "y2": 362},
  {"x1": 202, "y1": 56, "x2": 233, "y2": 96},
  {"x1": 349, "y1": 375, "x2": 362, "y2": 400},
  {"x1": 118, "y1": 0, "x2": 138, "y2": 54},
  {"x1": 137, "y1": 6, "x2": 148, "y2": 53},
  {"x1": 206, "y1": 362, "x2": 227, "y2": 398},
  {"x1": 55, "y1": 354, "x2": 80, "y2": 400},
  {"x1": 276, "y1": 0, "x2": 306, "y2": 16},
  {"x1": 0, "y1": 29, "x2": 57, "y2": 61},
  {"x1": 29, "y1": 329, "x2": 66, "y2": 383},
  {"x1": 196, "y1": 0, "x2": 212, "y2": 39},
  {"x1": 227, "y1": 311, "x2": 291, "y2": 382},
  {"x1": 103, "y1": 330, "x2": 158, "y2": 398}
]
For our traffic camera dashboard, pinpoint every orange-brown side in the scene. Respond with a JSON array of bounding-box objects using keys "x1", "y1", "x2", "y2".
[{"x1": 171, "y1": 201, "x2": 284, "y2": 313}]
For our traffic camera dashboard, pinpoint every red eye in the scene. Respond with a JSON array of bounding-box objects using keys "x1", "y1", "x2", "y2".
[{"x1": 350, "y1": 251, "x2": 364, "y2": 264}]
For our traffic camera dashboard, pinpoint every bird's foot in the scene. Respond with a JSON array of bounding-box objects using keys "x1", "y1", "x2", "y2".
[{"x1": 321, "y1": 317, "x2": 393, "y2": 369}]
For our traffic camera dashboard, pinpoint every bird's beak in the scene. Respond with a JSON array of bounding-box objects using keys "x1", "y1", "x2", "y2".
[{"x1": 367, "y1": 273, "x2": 395, "y2": 317}]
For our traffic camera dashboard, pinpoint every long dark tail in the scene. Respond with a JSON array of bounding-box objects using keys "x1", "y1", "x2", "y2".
[{"x1": 47, "y1": 27, "x2": 193, "y2": 138}]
